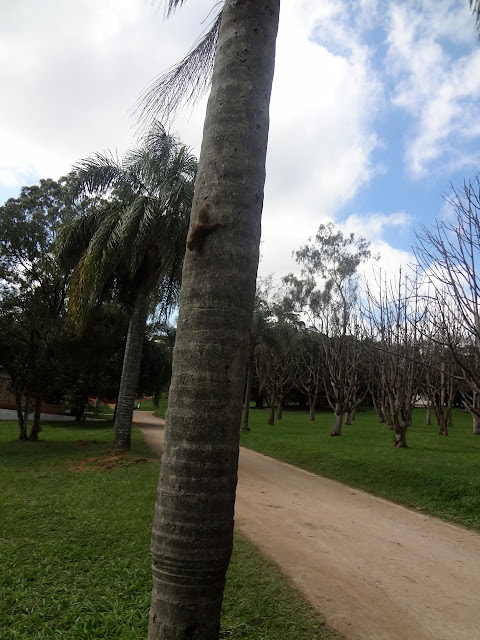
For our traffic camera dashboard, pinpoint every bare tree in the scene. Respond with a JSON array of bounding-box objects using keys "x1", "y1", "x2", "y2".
[
  {"x1": 365, "y1": 270, "x2": 425, "y2": 447},
  {"x1": 295, "y1": 329, "x2": 324, "y2": 421},
  {"x1": 414, "y1": 178, "x2": 480, "y2": 434},
  {"x1": 256, "y1": 322, "x2": 297, "y2": 425}
]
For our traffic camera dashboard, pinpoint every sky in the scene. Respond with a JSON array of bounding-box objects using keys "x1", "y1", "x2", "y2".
[{"x1": 1, "y1": 0, "x2": 480, "y2": 287}]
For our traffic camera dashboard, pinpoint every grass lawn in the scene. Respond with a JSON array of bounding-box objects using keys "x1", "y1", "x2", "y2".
[
  {"x1": 0, "y1": 420, "x2": 339, "y2": 640},
  {"x1": 240, "y1": 406, "x2": 480, "y2": 531}
]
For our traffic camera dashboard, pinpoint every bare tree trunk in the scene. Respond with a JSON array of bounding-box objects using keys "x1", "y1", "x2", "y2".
[
  {"x1": 426, "y1": 404, "x2": 431, "y2": 425},
  {"x1": 438, "y1": 417, "x2": 448, "y2": 436},
  {"x1": 268, "y1": 390, "x2": 276, "y2": 426},
  {"x1": 148, "y1": 3, "x2": 280, "y2": 638},
  {"x1": 29, "y1": 396, "x2": 42, "y2": 440},
  {"x1": 394, "y1": 420, "x2": 408, "y2": 447},
  {"x1": 277, "y1": 399, "x2": 283, "y2": 419},
  {"x1": 331, "y1": 402, "x2": 343, "y2": 436},
  {"x1": 15, "y1": 390, "x2": 29, "y2": 440},
  {"x1": 474, "y1": 418, "x2": 480, "y2": 435},
  {"x1": 113, "y1": 285, "x2": 149, "y2": 450},
  {"x1": 242, "y1": 347, "x2": 253, "y2": 431},
  {"x1": 308, "y1": 394, "x2": 316, "y2": 421}
]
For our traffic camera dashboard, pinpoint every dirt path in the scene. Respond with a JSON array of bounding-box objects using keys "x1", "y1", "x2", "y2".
[{"x1": 133, "y1": 411, "x2": 480, "y2": 640}]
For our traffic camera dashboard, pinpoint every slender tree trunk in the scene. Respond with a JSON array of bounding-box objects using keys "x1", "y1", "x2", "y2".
[
  {"x1": 148, "y1": 3, "x2": 280, "y2": 638},
  {"x1": 113, "y1": 285, "x2": 150, "y2": 450},
  {"x1": 438, "y1": 417, "x2": 448, "y2": 436},
  {"x1": 331, "y1": 402, "x2": 343, "y2": 436},
  {"x1": 308, "y1": 393, "x2": 316, "y2": 421},
  {"x1": 474, "y1": 418, "x2": 480, "y2": 435},
  {"x1": 276, "y1": 399, "x2": 283, "y2": 419},
  {"x1": 242, "y1": 346, "x2": 254, "y2": 431},
  {"x1": 29, "y1": 396, "x2": 42, "y2": 440},
  {"x1": 268, "y1": 390, "x2": 276, "y2": 426},
  {"x1": 15, "y1": 390, "x2": 28, "y2": 440},
  {"x1": 255, "y1": 393, "x2": 264, "y2": 409},
  {"x1": 394, "y1": 419, "x2": 408, "y2": 447}
]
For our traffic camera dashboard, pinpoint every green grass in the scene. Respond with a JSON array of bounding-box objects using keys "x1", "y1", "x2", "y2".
[
  {"x1": 1, "y1": 420, "x2": 339, "y2": 640},
  {"x1": 240, "y1": 406, "x2": 480, "y2": 530},
  {"x1": 153, "y1": 395, "x2": 168, "y2": 419},
  {"x1": 135, "y1": 398, "x2": 157, "y2": 412}
]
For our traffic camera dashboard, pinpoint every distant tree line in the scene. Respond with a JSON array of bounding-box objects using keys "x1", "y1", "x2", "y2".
[{"x1": 2, "y1": 128, "x2": 480, "y2": 455}]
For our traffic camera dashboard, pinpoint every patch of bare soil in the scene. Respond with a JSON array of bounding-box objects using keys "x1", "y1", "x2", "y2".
[
  {"x1": 133, "y1": 411, "x2": 480, "y2": 640},
  {"x1": 67, "y1": 444, "x2": 152, "y2": 472}
]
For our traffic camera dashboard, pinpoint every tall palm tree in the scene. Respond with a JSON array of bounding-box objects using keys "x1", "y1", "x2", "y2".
[
  {"x1": 145, "y1": 2, "x2": 280, "y2": 638},
  {"x1": 57, "y1": 122, "x2": 197, "y2": 450}
]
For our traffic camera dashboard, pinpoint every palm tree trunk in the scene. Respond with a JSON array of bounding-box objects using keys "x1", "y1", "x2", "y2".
[
  {"x1": 148, "y1": 2, "x2": 280, "y2": 638},
  {"x1": 113, "y1": 284, "x2": 150, "y2": 450}
]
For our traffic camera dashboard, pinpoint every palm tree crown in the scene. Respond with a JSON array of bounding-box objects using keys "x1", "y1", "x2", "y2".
[
  {"x1": 58, "y1": 121, "x2": 197, "y2": 327},
  {"x1": 57, "y1": 122, "x2": 197, "y2": 450}
]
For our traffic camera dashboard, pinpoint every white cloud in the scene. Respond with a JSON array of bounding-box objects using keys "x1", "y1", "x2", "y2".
[
  {"x1": 2, "y1": 0, "x2": 470, "y2": 295},
  {"x1": 341, "y1": 211, "x2": 413, "y2": 242},
  {"x1": 385, "y1": 0, "x2": 480, "y2": 177},
  {"x1": 0, "y1": 0, "x2": 210, "y2": 186},
  {"x1": 259, "y1": 0, "x2": 382, "y2": 279}
]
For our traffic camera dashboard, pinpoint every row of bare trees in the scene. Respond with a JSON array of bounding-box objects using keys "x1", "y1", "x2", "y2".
[{"x1": 246, "y1": 179, "x2": 480, "y2": 448}]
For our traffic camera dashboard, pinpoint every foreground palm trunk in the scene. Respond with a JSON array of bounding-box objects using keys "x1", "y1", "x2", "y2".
[{"x1": 148, "y1": 1, "x2": 280, "y2": 638}]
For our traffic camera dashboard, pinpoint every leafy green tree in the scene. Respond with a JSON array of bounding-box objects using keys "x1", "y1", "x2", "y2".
[
  {"x1": 137, "y1": 323, "x2": 175, "y2": 405},
  {"x1": 143, "y1": 2, "x2": 280, "y2": 638},
  {"x1": 282, "y1": 223, "x2": 373, "y2": 435},
  {"x1": 0, "y1": 178, "x2": 81, "y2": 438},
  {"x1": 57, "y1": 122, "x2": 196, "y2": 450}
]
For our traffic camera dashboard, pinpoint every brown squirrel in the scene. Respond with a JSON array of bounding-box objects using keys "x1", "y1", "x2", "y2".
[{"x1": 186, "y1": 202, "x2": 223, "y2": 251}]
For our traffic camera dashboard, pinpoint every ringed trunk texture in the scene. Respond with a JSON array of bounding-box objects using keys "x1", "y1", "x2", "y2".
[
  {"x1": 148, "y1": 3, "x2": 280, "y2": 639},
  {"x1": 113, "y1": 285, "x2": 149, "y2": 450}
]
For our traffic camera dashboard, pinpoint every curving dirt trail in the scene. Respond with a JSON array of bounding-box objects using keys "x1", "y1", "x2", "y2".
[{"x1": 133, "y1": 411, "x2": 480, "y2": 640}]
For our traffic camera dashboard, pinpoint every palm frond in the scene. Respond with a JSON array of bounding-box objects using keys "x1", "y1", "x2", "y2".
[
  {"x1": 471, "y1": 0, "x2": 480, "y2": 31},
  {"x1": 164, "y1": 0, "x2": 189, "y2": 17},
  {"x1": 72, "y1": 152, "x2": 123, "y2": 199},
  {"x1": 134, "y1": 10, "x2": 222, "y2": 126}
]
